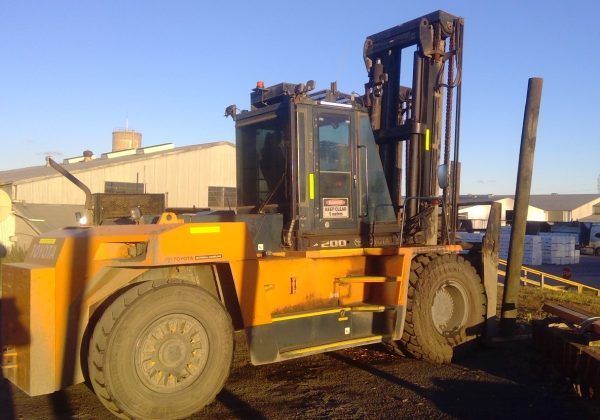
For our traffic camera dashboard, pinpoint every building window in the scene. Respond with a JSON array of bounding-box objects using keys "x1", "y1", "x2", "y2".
[
  {"x1": 105, "y1": 181, "x2": 145, "y2": 194},
  {"x1": 208, "y1": 186, "x2": 236, "y2": 208}
]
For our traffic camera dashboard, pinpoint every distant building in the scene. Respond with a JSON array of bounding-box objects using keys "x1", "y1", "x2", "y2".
[
  {"x1": 0, "y1": 140, "x2": 236, "y2": 251},
  {"x1": 459, "y1": 194, "x2": 600, "y2": 228},
  {"x1": 0, "y1": 141, "x2": 236, "y2": 208},
  {"x1": 580, "y1": 202, "x2": 600, "y2": 222}
]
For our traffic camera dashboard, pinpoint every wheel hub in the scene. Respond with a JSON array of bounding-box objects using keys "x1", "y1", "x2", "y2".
[
  {"x1": 431, "y1": 281, "x2": 469, "y2": 335},
  {"x1": 135, "y1": 313, "x2": 209, "y2": 393},
  {"x1": 159, "y1": 338, "x2": 186, "y2": 367}
]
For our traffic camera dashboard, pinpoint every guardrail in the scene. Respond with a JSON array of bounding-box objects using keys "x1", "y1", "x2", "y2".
[{"x1": 498, "y1": 259, "x2": 600, "y2": 296}]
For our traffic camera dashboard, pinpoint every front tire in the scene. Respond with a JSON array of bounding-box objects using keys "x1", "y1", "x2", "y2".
[
  {"x1": 400, "y1": 253, "x2": 486, "y2": 363},
  {"x1": 88, "y1": 280, "x2": 233, "y2": 419}
]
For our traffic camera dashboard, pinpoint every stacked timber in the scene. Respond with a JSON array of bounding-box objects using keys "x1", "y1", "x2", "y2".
[
  {"x1": 499, "y1": 227, "x2": 542, "y2": 266},
  {"x1": 540, "y1": 232, "x2": 579, "y2": 265}
]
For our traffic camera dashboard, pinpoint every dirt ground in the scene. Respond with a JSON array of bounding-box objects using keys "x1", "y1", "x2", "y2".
[
  {"x1": 2, "y1": 330, "x2": 599, "y2": 420},
  {"x1": 2, "y1": 258, "x2": 599, "y2": 419}
]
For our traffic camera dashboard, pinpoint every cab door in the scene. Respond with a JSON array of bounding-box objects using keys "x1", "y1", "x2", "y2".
[{"x1": 314, "y1": 109, "x2": 358, "y2": 231}]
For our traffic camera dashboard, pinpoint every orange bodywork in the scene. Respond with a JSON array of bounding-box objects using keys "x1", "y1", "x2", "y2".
[
  {"x1": 1, "y1": 218, "x2": 461, "y2": 395},
  {"x1": 232, "y1": 248, "x2": 412, "y2": 326}
]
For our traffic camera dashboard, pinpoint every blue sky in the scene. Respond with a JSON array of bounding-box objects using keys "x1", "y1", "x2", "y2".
[{"x1": 1, "y1": 1, "x2": 599, "y2": 195}]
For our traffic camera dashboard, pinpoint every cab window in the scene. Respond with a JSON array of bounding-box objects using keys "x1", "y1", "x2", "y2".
[{"x1": 318, "y1": 113, "x2": 351, "y2": 201}]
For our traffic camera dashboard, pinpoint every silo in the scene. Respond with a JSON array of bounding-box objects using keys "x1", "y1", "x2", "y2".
[{"x1": 112, "y1": 129, "x2": 142, "y2": 152}]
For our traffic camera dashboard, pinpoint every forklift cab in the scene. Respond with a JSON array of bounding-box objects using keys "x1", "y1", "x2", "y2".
[{"x1": 232, "y1": 82, "x2": 399, "y2": 251}]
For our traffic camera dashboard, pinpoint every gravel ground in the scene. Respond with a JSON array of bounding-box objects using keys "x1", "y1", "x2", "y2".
[
  {"x1": 2, "y1": 257, "x2": 599, "y2": 419},
  {"x1": 2, "y1": 331, "x2": 599, "y2": 420}
]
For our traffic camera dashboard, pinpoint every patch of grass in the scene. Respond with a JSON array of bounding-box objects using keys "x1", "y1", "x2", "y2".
[{"x1": 501, "y1": 285, "x2": 600, "y2": 320}]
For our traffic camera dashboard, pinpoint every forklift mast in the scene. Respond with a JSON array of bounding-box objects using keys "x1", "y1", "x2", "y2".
[{"x1": 364, "y1": 10, "x2": 464, "y2": 245}]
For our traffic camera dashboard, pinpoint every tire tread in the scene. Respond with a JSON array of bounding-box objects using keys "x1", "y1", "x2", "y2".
[
  {"x1": 88, "y1": 279, "x2": 232, "y2": 419},
  {"x1": 397, "y1": 253, "x2": 486, "y2": 363}
]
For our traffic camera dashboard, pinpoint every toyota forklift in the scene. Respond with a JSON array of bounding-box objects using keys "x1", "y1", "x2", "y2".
[{"x1": 2, "y1": 11, "x2": 499, "y2": 419}]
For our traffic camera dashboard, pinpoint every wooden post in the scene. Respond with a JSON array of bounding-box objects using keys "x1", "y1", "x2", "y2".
[{"x1": 500, "y1": 78, "x2": 543, "y2": 336}]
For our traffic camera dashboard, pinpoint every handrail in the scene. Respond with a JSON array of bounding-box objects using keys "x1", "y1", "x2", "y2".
[{"x1": 498, "y1": 259, "x2": 600, "y2": 296}]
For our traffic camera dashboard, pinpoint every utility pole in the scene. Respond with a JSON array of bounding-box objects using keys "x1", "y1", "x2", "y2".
[{"x1": 500, "y1": 77, "x2": 543, "y2": 336}]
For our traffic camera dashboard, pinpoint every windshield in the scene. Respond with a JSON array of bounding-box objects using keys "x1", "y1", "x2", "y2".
[
  {"x1": 359, "y1": 114, "x2": 396, "y2": 223},
  {"x1": 236, "y1": 115, "x2": 289, "y2": 210},
  {"x1": 318, "y1": 113, "x2": 352, "y2": 201}
]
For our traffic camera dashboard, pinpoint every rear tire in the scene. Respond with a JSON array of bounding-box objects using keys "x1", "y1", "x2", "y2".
[
  {"x1": 400, "y1": 253, "x2": 485, "y2": 363},
  {"x1": 88, "y1": 280, "x2": 233, "y2": 419}
]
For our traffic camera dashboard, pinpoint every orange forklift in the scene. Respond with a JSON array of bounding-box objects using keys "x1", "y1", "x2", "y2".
[{"x1": 1, "y1": 10, "x2": 499, "y2": 419}]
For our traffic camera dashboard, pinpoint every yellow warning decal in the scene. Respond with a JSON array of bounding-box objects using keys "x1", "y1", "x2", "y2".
[
  {"x1": 190, "y1": 226, "x2": 221, "y2": 234},
  {"x1": 425, "y1": 128, "x2": 431, "y2": 151},
  {"x1": 272, "y1": 307, "x2": 351, "y2": 322},
  {"x1": 309, "y1": 173, "x2": 315, "y2": 200},
  {"x1": 39, "y1": 238, "x2": 56, "y2": 245},
  {"x1": 283, "y1": 335, "x2": 383, "y2": 357}
]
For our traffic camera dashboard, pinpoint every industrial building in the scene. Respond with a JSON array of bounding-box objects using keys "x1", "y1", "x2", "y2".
[
  {"x1": 0, "y1": 132, "x2": 236, "y2": 208},
  {"x1": 0, "y1": 130, "x2": 236, "y2": 251},
  {"x1": 459, "y1": 194, "x2": 600, "y2": 228}
]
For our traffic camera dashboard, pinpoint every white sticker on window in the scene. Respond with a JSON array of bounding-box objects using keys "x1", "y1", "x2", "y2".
[{"x1": 323, "y1": 198, "x2": 349, "y2": 219}]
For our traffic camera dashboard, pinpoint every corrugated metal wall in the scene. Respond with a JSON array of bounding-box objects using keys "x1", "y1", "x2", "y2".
[
  {"x1": 546, "y1": 210, "x2": 569, "y2": 222},
  {"x1": 459, "y1": 198, "x2": 547, "y2": 228},
  {"x1": 572, "y1": 198, "x2": 600, "y2": 221},
  {"x1": 13, "y1": 144, "x2": 236, "y2": 207},
  {"x1": 0, "y1": 215, "x2": 15, "y2": 251}
]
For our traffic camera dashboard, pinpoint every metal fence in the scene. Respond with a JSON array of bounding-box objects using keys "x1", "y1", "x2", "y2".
[{"x1": 497, "y1": 259, "x2": 600, "y2": 296}]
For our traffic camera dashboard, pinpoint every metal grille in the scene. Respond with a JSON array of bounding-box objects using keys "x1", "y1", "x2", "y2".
[
  {"x1": 93, "y1": 193, "x2": 165, "y2": 224},
  {"x1": 105, "y1": 181, "x2": 144, "y2": 194},
  {"x1": 208, "y1": 186, "x2": 236, "y2": 208}
]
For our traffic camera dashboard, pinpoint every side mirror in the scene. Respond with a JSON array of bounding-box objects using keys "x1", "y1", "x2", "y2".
[
  {"x1": 224, "y1": 104, "x2": 237, "y2": 120},
  {"x1": 438, "y1": 164, "x2": 450, "y2": 189},
  {"x1": 594, "y1": 232, "x2": 600, "y2": 239}
]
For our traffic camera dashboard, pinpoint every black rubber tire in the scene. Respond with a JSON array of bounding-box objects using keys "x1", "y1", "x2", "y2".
[
  {"x1": 88, "y1": 279, "x2": 233, "y2": 419},
  {"x1": 594, "y1": 247, "x2": 600, "y2": 257},
  {"x1": 400, "y1": 253, "x2": 485, "y2": 363}
]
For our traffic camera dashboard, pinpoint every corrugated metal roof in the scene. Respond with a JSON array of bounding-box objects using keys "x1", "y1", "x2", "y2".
[
  {"x1": 459, "y1": 194, "x2": 600, "y2": 211},
  {"x1": 0, "y1": 141, "x2": 234, "y2": 185},
  {"x1": 459, "y1": 195, "x2": 512, "y2": 204},
  {"x1": 528, "y1": 194, "x2": 600, "y2": 211}
]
